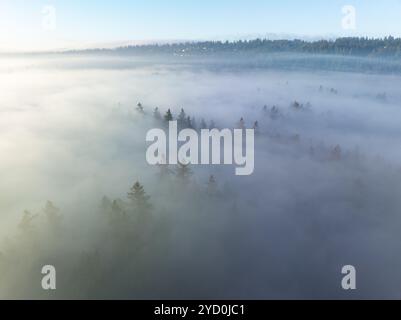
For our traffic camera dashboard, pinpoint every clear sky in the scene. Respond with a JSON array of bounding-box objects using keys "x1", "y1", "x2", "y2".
[{"x1": 1, "y1": 0, "x2": 401, "y2": 51}]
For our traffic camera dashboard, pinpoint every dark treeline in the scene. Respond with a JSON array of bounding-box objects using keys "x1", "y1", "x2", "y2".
[{"x1": 71, "y1": 37, "x2": 401, "y2": 58}]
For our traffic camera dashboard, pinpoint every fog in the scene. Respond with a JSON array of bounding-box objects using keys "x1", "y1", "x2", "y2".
[{"x1": 1, "y1": 53, "x2": 401, "y2": 299}]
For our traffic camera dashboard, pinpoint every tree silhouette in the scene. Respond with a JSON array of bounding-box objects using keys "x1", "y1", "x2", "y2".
[
  {"x1": 177, "y1": 108, "x2": 187, "y2": 128},
  {"x1": 128, "y1": 181, "x2": 151, "y2": 212},
  {"x1": 164, "y1": 109, "x2": 173, "y2": 122},
  {"x1": 136, "y1": 102, "x2": 145, "y2": 114},
  {"x1": 253, "y1": 121, "x2": 259, "y2": 135},
  {"x1": 270, "y1": 106, "x2": 279, "y2": 119},
  {"x1": 102, "y1": 37, "x2": 401, "y2": 58},
  {"x1": 291, "y1": 101, "x2": 303, "y2": 110},
  {"x1": 209, "y1": 120, "x2": 217, "y2": 129},
  {"x1": 200, "y1": 118, "x2": 208, "y2": 130},
  {"x1": 109, "y1": 199, "x2": 127, "y2": 225},
  {"x1": 18, "y1": 210, "x2": 38, "y2": 233},
  {"x1": 331, "y1": 145, "x2": 342, "y2": 161},
  {"x1": 186, "y1": 116, "x2": 193, "y2": 129},
  {"x1": 43, "y1": 201, "x2": 63, "y2": 230},
  {"x1": 237, "y1": 117, "x2": 245, "y2": 129},
  {"x1": 330, "y1": 88, "x2": 338, "y2": 95},
  {"x1": 153, "y1": 107, "x2": 162, "y2": 120}
]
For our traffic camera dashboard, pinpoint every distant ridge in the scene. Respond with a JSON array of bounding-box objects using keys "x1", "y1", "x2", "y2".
[{"x1": 63, "y1": 37, "x2": 401, "y2": 58}]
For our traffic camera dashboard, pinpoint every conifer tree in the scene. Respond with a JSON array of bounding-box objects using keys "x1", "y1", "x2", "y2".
[
  {"x1": 186, "y1": 116, "x2": 193, "y2": 129},
  {"x1": 200, "y1": 118, "x2": 208, "y2": 130},
  {"x1": 253, "y1": 121, "x2": 259, "y2": 134},
  {"x1": 177, "y1": 108, "x2": 187, "y2": 128},
  {"x1": 164, "y1": 109, "x2": 173, "y2": 122},
  {"x1": 136, "y1": 102, "x2": 145, "y2": 114},
  {"x1": 128, "y1": 181, "x2": 151, "y2": 212},
  {"x1": 209, "y1": 120, "x2": 216, "y2": 129},
  {"x1": 237, "y1": 117, "x2": 245, "y2": 129},
  {"x1": 43, "y1": 201, "x2": 62, "y2": 230},
  {"x1": 270, "y1": 106, "x2": 279, "y2": 119},
  {"x1": 110, "y1": 199, "x2": 126, "y2": 224},
  {"x1": 18, "y1": 210, "x2": 38, "y2": 233},
  {"x1": 331, "y1": 145, "x2": 342, "y2": 161},
  {"x1": 291, "y1": 101, "x2": 302, "y2": 110},
  {"x1": 153, "y1": 107, "x2": 162, "y2": 120}
]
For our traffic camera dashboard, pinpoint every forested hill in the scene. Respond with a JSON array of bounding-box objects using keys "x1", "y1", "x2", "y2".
[{"x1": 77, "y1": 37, "x2": 401, "y2": 58}]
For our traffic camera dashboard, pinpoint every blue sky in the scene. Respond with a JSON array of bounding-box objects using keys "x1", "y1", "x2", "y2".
[{"x1": 1, "y1": 0, "x2": 401, "y2": 51}]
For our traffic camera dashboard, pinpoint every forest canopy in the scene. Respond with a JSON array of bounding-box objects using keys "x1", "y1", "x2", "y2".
[{"x1": 69, "y1": 37, "x2": 401, "y2": 58}]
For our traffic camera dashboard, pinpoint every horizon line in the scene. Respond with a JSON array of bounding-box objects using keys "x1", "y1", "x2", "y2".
[{"x1": 1, "y1": 35, "x2": 400, "y2": 55}]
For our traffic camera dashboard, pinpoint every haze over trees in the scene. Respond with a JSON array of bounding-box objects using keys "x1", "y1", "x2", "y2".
[
  {"x1": 69, "y1": 37, "x2": 401, "y2": 58},
  {"x1": 1, "y1": 48, "x2": 401, "y2": 299}
]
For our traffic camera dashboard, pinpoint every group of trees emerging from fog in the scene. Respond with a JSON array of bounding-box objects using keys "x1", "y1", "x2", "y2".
[
  {"x1": 24, "y1": 88, "x2": 376, "y2": 231},
  {"x1": 1, "y1": 64, "x2": 400, "y2": 298},
  {"x1": 139, "y1": 102, "x2": 259, "y2": 132},
  {"x1": 76, "y1": 37, "x2": 401, "y2": 58}
]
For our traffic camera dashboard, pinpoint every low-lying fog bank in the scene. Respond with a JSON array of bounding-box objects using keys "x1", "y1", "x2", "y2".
[{"x1": 1, "y1": 53, "x2": 401, "y2": 299}]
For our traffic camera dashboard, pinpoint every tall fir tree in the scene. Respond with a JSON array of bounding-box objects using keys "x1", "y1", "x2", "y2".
[
  {"x1": 253, "y1": 121, "x2": 259, "y2": 135},
  {"x1": 164, "y1": 109, "x2": 173, "y2": 122},
  {"x1": 127, "y1": 181, "x2": 151, "y2": 212},
  {"x1": 177, "y1": 108, "x2": 187, "y2": 128}
]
